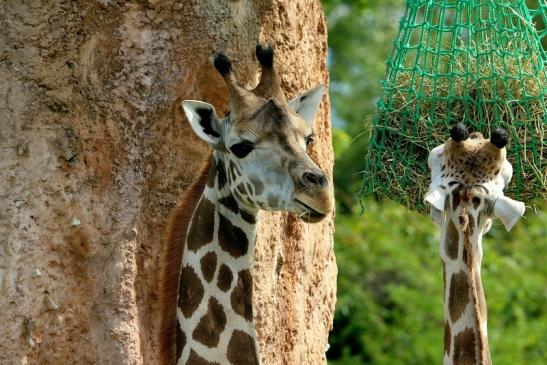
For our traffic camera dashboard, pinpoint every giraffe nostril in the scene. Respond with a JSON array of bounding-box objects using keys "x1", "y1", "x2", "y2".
[
  {"x1": 472, "y1": 197, "x2": 481, "y2": 209},
  {"x1": 302, "y1": 172, "x2": 328, "y2": 188}
]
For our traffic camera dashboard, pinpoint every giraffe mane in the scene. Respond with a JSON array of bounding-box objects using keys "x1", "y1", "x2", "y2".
[{"x1": 158, "y1": 151, "x2": 213, "y2": 365}]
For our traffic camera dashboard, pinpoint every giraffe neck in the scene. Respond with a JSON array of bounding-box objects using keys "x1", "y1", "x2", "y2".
[
  {"x1": 176, "y1": 154, "x2": 261, "y2": 365},
  {"x1": 441, "y1": 214, "x2": 491, "y2": 365}
]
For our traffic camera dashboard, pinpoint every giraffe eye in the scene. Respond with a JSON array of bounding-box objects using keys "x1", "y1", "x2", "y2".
[
  {"x1": 305, "y1": 135, "x2": 315, "y2": 147},
  {"x1": 230, "y1": 143, "x2": 254, "y2": 158}
]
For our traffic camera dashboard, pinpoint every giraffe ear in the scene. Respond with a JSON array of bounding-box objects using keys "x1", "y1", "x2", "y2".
[
  {"x1": 493, "y1": 195, "x2": 525, "y2": 231},
  {"x1": 289, "y1": 85, "x2": 325, "y2": 125},
  {"x1": 182, "y1": 100, "x2": 222, "y2": 146},
  {"x1": 424, "y1": 187, "x2": 447, "y2": 212},
  {"x1": 425, "y1": 143, "x2": 448, "y2": 223},
  {"x1": 424, "y1": 186, "x2": 447, "y2": 225}
]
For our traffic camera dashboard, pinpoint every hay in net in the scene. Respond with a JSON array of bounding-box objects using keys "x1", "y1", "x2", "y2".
[{"x1": 362, "y1": 0, "x2": 547, "y2": 213}]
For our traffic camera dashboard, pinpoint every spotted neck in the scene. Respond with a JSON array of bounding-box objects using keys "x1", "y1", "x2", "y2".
[
  {"x1": 440, "y1": 211, "x2": 491, "y2": 365},
  {"x1": 176, "y1": 153, "x2": 260, "y2": 365}
]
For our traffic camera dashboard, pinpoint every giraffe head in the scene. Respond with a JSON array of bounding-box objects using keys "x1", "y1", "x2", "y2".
[
  {"x1": 182, "y1": 45, "x2": 333, "y2": 223},
  {"x1": 424, "y1": 123, "x2": 525, "y2": 232}
]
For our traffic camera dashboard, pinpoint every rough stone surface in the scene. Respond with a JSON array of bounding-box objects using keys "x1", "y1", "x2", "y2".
[{"x1": 0, "y1": 1, "x2": 335, "y2": 364}]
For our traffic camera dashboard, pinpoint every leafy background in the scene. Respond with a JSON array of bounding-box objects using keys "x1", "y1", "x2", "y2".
[{"x1": 322, "y1": 1, "x2": 547, "y2": 364}]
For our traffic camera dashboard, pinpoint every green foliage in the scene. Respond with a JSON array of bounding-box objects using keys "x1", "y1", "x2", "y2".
[
  {"x1": 324, "y1": 0, "x2": 406, "y2": 213},
  {"x1": 329, "y1": 199, "x2": 442, "y2": 365},
  {"x1": 329, "y1": 200, "x2": 547, "y2": 365},
  {"x1": 527, "y1": 0, "x2": 547, "y2": 53}
]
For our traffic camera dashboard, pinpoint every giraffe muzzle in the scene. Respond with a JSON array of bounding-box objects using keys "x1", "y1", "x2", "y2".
[
  {"x1": 293, "y1": 171, "x2": 333, "y2": 223},
  {"x1": 294, "y1": 199, "x2": 328, "y2": 223}
]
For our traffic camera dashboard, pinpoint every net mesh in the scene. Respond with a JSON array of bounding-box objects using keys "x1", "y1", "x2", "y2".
[{"x1": 362, "y1": 0, "x2": 547, "y2": 213}]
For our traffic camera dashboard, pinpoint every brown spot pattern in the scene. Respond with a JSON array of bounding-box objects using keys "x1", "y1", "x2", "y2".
[
  {"x1": 176, "y1": 323, "x2": 186, "y2": 361},
  {"x1": 239, "y1": 209, "x2": 256, "y2": 224},
  {"x1": 453, "y1": 328, "x2": 477, "y2": 365},
  {"x1": 449, "y1": 270, "x2": 471, "y2": 323},
  {"x1": 472, "y1": 197, "x2": 480, "y2": 209},
  {"x1": 231, "y1": 269, "x2": 253, "y2": 321},
  {"x1": 200, "y1": 252, "x2": 217, "y2": 283},
  {"x1": 267, "y1": 194, "x2": 279, "y2": 207},
  {"x1": 192, "y1": 297, "x2": 227, "y2": 348},
  {"x1": 467, "y1": 214, "x2": 475, "y2": 236},
  {"x1": 219, "y1": 194, "x2": 256, "y2": 224},
  {"x1": 187, "y1": 198, "x2": 215, "y2": 252},
  {"x1": 178, "y1": 265, "x2": 205, "y2": 318},
  {"x1": 216, "y1": 158, "x2": 227, "y2": 189},
  {"x1": 218, "y1": 214, "x2": 249, "y2": 258},
  {"x1": 217, "y1": 264, "x2": 233, "y2": 292},
  {"x1": 444, "y1": 320, "x2": 451, "y2": 355},
  {"x1": 445, "y1": 220, "x2": 459, "y2": 260},
  {"x1": 249, "y1": 176, "x2": 264, "y2": 195},
  {"x1": 227, "y1": 330, "x2": 259, "y2": 365},
  {"x1": 188, "y1": 350, "x2": 220, "y2": 365},
  {"x1": 452, "y1": 187, "x2": 462, "y2": 209},
  {"x1": 207, "y1": 163, "x2": 217, "y2": 188},
  {"x1": 219, "y1": 194, "x2": 239, "y2": 215}
]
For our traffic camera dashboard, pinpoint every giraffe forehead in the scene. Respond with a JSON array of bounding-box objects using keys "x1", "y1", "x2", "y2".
[
  {"x1": 227, "y1": 99, "x2": 310, "y2": 140},
  {"x1": 437, "y1": 138, "x2": 506, "y2": 189},
  {"x1": 445, "y1": 137, "x2": 505, "y2": 166},
  {"x1": 235, "y1": 106, "x2": 308, "y2": 127},
  {"x1": 230, "y1": 117, "x2": 309, "y2": 147}
]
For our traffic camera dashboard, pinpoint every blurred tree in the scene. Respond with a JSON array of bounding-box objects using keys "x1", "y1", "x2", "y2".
[
  {"x1": 323, "y1": 0, "x2": 405, "y2": 212},
  {"x1": 329, "y1": 199, "x2": 546, "y2": 365},
  {"x1": 527, "y1": 0, "x2": 547, "y2": 52}
]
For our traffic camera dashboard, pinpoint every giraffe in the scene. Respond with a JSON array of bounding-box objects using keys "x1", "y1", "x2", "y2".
[
  {"x1": 159, "y1": 44, "x2": 334, "y2": 365},
  {"x1": 424, "y1": 123, "x2": 525, "y2": 365}
]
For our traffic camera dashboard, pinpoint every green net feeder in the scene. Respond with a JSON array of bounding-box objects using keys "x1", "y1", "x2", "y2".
[{"x1": 362, "y1": 0, "x2": 547, "y2": 213}]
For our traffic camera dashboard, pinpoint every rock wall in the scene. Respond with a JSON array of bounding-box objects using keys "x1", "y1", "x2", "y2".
[{"x1": 0, "y1": 1, "x2": 336, "y2": 364}]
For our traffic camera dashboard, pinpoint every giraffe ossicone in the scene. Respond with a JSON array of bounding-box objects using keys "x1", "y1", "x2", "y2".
[
  {"x1": 161, "y1": 44, "x2": 333, "y2": 365},
  {"x1": 424, "y1": 123, "x2": 525, "y2": 365}
]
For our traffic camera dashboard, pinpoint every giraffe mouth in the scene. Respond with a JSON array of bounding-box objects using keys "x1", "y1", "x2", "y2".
[{"x1": 295, "y1": 199, "x2": 327, "y2": 223}]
